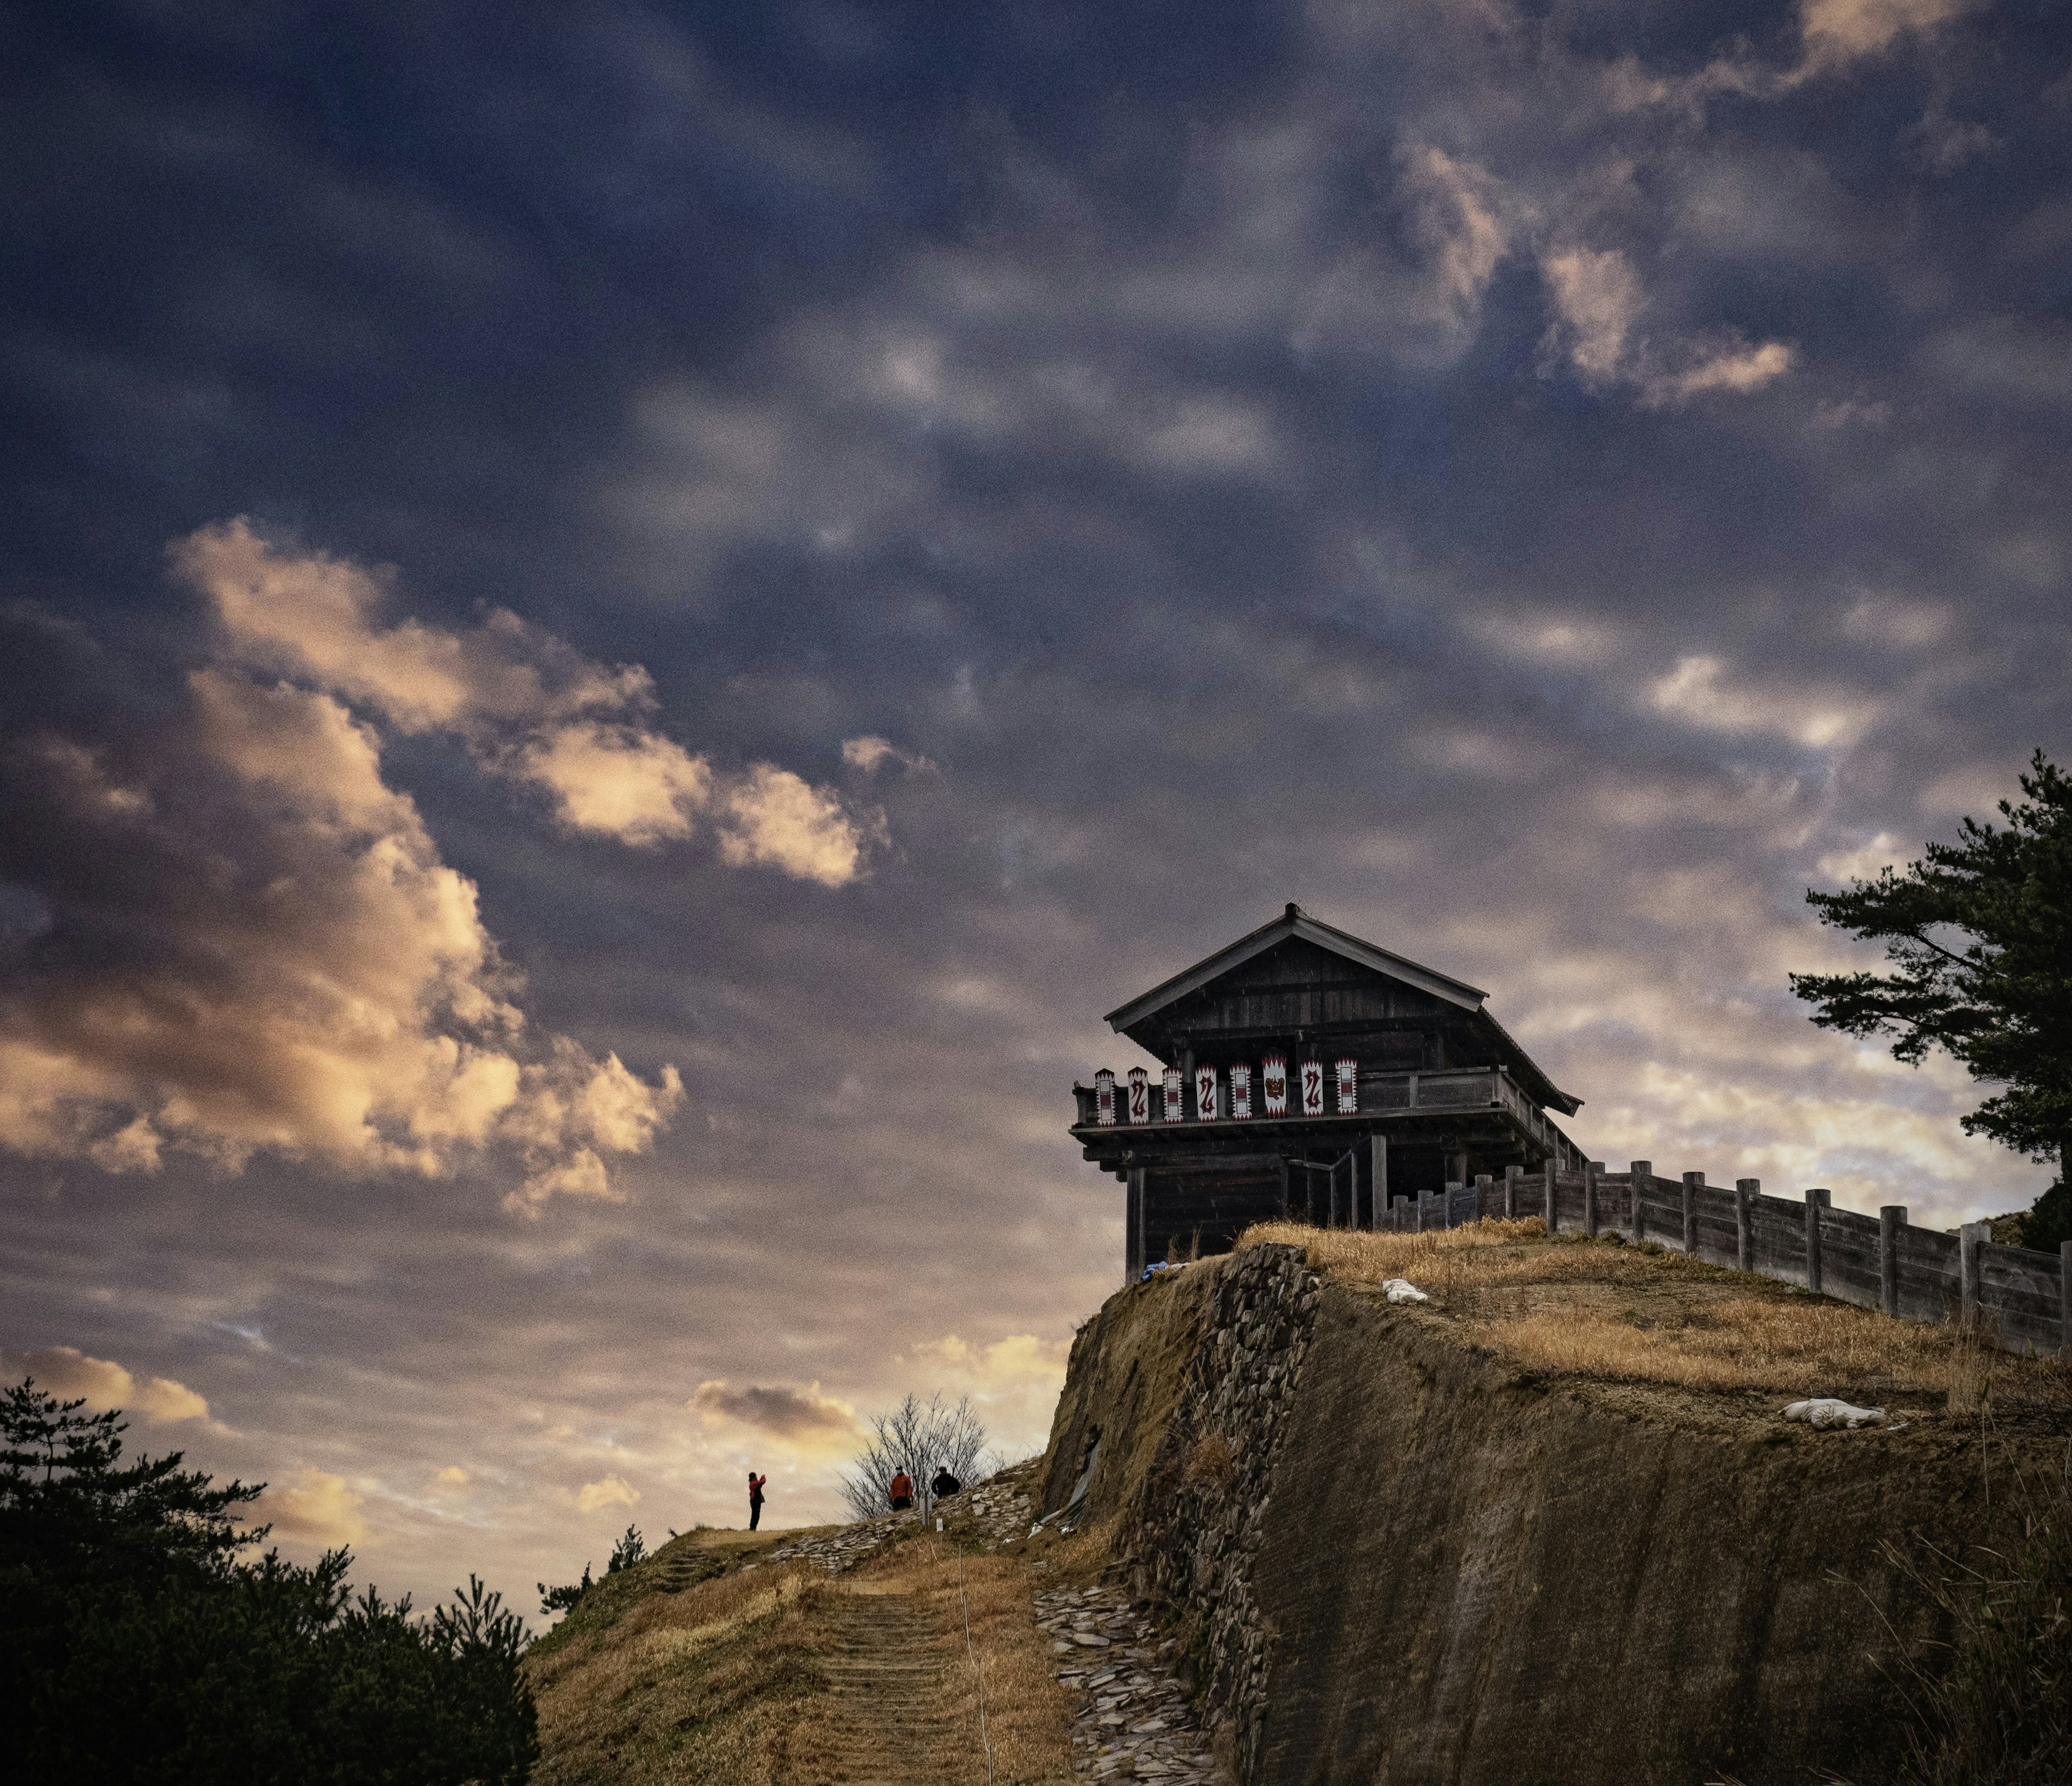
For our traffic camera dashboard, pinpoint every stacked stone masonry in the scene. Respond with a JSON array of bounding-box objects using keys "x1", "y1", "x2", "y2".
[
  {"x1": 1126, "y1": 1244, "x2": 1320, "y2": 1782},
  {"x1": 1038, "y1": 1583, "x2": 1223, "y2": 1782}
]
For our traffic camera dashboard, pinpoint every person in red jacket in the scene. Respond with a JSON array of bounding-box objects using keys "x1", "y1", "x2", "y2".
[
  {"x1": 887, "y1": 1469, "x2": 914, "y2": 1512},
  {"x1": 747, "y1": 1471, "x2": 767, "y2": 1530}
]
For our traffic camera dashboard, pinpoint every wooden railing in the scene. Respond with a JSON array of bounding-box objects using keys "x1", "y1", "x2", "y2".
[
  {"x1": 1382, "y1": 1161, "x2": 2072, "y2": 1359},
  {"x1": 1070, "y1": 1064, "x2": 1583, "y2": 1168}
]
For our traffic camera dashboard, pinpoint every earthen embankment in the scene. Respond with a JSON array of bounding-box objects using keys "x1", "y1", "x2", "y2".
[{"x1": 1039, "y1": 1236, "x2": 2060, "y2": 1786}]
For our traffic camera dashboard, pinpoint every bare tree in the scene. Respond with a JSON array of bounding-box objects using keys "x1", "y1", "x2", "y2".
[{"x1": 837, "y1": 1392, "x2": 988, "y2": 1523}]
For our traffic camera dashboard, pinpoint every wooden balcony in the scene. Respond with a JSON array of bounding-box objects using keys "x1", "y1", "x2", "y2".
[{"x1": 1069, "y1": 1064, "x2": 1583, "y2": 1171}]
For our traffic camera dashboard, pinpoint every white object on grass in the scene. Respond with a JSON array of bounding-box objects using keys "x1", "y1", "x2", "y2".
[
  {"x1": 1782, "y1": 1398, "x2": 1887, "y2": 1429},
  {"x1": 1382, "y1": 1278, "x2": 1429, "y2": 1305}
]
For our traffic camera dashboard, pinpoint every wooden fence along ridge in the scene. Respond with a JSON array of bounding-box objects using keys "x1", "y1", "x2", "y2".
[{"x1": 1378, "y1": 1161, "x2": 2072, "y2": 1358}]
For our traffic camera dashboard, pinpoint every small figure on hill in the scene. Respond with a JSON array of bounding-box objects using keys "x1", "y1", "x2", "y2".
[
  {"x1": 931, "y1": 1464, "x2": 962, "y2": 1498},
  {"x1": 887, "y1": 1469, "x2": 914, "y2": 1511},
  {"x1": 747, "y1": 1471, "x2": 767, "y2": 1531}
]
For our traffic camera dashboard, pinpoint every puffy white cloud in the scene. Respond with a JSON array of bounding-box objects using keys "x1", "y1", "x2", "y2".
[
  {"x1": 574, "y1": 1474, "x2": 639, "y2": 1514},
  {"x1": 1644, "y1": 340, "x2": 1796, "y2": 407},
  {"x1": 174, "y1": 519, "x2": 878, "y2": 871},
  {"x1": 1542, "y1": 247, "x2": 1643, "y2": 383},
  {"x1": 1646, "y1": 654, "x2": 1883, "y2": 751},
  {"x1": 10, "y1": 1345, "x2": 212, "y2": 1424},
  {"x1": 1798, "y1": 0, "x2": 1980, "y2": 74},
  {"x1": 0, "y1": 538, "x2": 685, "y2": 1208},
  {"x1": 254, "y1": 1469, "x2": 369, "y2": 1548},
  {"x1": 1542, "y1": 251, "x2": 1793, "y2": 405},
  {"x1": 513, "y1": 722, "x2": 712, "y2": 846},
  {"x1": 717, "y1": 764, "x2": 885, "y2": 888}
]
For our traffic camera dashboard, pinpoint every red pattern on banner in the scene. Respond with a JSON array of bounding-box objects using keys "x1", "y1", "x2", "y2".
[
  {"x1": 1195, "y1": 1064, "x2": 1217, "y2": 1121},
  {"x1": 1300, "y1": 1058, "x2": 1325, "y2": 1117},
  {"x1": 1262, "y1": 1054, "x2": 1288, "y2": 1117},
  {"x1": 1127, "y1": 1067, "x2": 1150, "y2": 1124}
]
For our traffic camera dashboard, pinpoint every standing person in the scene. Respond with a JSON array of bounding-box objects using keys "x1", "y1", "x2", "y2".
[
  {"x1": 931, "y1": 1464, "x2": 962, "y2": 1499},
  {"x1": 887, "y1": 1468, "x2": 914, "y2": 1512},
  {"x1": 747, "y1": 1470, "x2": 767, "y2": 1531}
]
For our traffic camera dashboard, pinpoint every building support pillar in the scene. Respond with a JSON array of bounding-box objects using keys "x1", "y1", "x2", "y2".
[{"x1": 1126, "y1": 1168, "x2": 1146, "y2": 1284}]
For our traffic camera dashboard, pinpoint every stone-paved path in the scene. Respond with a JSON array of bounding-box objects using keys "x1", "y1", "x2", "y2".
[
  {"x1": 806, "y1": 1591, "x2": 952, "y2": 1786},
  {"x1": 761, "y1": 1460, "x2": 1041, "y2": 1576},
  {"x1": 1036, "y1": 1584, "x2": 1223, "y2": 1783}
]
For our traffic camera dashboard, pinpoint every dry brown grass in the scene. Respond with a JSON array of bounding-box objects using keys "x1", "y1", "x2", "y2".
[
  {"x1": 528, "y1": 1561, "x2": 821, "y2": 1786},
  {"x1": 1241, "y1": 1218, "x2": 2068, "y2": 1408},
  {"x1": 842, "y1": 1536, "x2": 1076, "y2": 1786},
  {"x1": 526, "y1": 1528, "x2": 1075, "y2": 1786}
]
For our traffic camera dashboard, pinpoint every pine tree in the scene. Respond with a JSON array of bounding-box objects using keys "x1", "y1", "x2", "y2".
[{"x1": 1790, "y1": 751, "x2": 2072, "y2": 1234}]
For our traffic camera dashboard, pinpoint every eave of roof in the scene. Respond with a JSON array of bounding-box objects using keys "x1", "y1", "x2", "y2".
[
  {"x1": 1102, "y1": 904, "x2": 1582, "y2": 1116},
  {"x1": 1104, "y1": 904, "x2": 1487, "y2": 1032}
]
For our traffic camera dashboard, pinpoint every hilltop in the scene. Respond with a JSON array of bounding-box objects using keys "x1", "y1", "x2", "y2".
[{"x1": 523, "y1": 1219, "x2": 2069, "y2": 1785}]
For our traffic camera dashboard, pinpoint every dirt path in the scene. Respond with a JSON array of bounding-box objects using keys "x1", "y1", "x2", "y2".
[{"x1": 786, "y1": 1589, "x2": 953, "y2": 1786}]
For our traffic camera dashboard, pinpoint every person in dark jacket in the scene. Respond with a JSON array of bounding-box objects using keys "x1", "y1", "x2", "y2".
[
  {"x1": 930, "y1": 1465, "x2": 962, "y2": 1498},
  {"x1": 747, "y1": 1471, "x2": 767, "y2": 1530},
  {"x1": 887, "y1": 1470, "x2": 914, "y2": 1511}
]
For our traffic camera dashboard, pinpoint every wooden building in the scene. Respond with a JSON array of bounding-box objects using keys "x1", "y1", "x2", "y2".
[{"x1": 1071, "y1": 904, "x2": 1587, "y2": 1279}]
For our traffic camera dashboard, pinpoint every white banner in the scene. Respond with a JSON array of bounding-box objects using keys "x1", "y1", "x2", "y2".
[
  {"x1": 1299, "y1": 1058, "x2": 1325, "y2": 1117},
  {"x1": 1127, "y1": 1067, "x2": 1150, "y2": 1124},
  {"x1": 1231, "y1": 1062, "x2": 1253, "y2": 1121},
  {"x1": 1094, "y1": 1068, "x2": 1116, "y2": 1127},
  {"x1": 1262, "y1": 1054, "x2": 1288, "y2": 1117},
  {"x1": 1163, "y1": 1067, "x2": 1184, "y2": 1121},
  {"x1": 1195, "y1": 1063, "x2": 1218, "y2": 1121},
  {"x1": 1335, "y1": 1057, "x2": 1358, "y2": 1114}
]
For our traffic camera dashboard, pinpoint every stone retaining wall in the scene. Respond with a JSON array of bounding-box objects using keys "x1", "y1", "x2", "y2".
[{"x1": 1123, "y1": 1244, "x2": 1320, "y2": 1779}]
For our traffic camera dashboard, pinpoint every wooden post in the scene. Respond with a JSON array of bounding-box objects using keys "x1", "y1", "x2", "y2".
[
  {"x1": 1444, "y1": 1181, "x2": 1464, "y2": 1230},
  {"x1": 1475, "y1": 1173, "x2": 1492, "y2": 1222},
  {"x1": 1393, "y1": 1194, "x2": 1410, "y2": 1233},
  {"x1": 1448, "y1": 1150, "x2": 1469, "y2": 1190},
  {"x1": 1879, "y1": 1206, "x2": 1906, "y2": 1319},
  {"x1": 1369, "y1": 1134, "x2": 1389, "y2": 1230},
  {"x1": 1960, "y1": 1222, "x2": 1985, "y2": 1326},
  {"x1": 1504, "y1": 1164, "x2": 1521, "y2": 1219},
  {"x1": 1681, "y1": 1172, "x2": 1702, "y2": 1256},
  {"x1": 1126, "y1": 1169, "x2": 1146, "y2": 1283},
  {"x1": 1629, "y1": 1161, "x2": 1652, "y2": 1242},
  {"x1": 1544, "y1": 1157, "x2": 1558, "y2": 1233},
  {"x1": 1735, "y1": 1180, "x2": 1758, "y2": 1273},
  {"x1": 1277, "y1": 1158, "x2": 1290, "y2": 1220},
  {"x1": 1804, "y1": 1188, "x2": 1827, "y2": 1296},
  {"x1": 1584, "y1": 1162, "x2": 1600, "y2": 1238},
  {"x1": 2061, "y1": 1239, "x2": 2071, "y2": 1358}
]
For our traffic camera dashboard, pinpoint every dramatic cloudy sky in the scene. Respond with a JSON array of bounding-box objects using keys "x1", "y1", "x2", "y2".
[{"x1": 4, "y1": 0, "x2": 2068, "y2": 1607}]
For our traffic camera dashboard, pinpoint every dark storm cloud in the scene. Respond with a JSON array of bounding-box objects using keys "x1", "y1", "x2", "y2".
[
  {"x1": 3, "y1": 0, "x2": 2068, "y2": 1601},
  {"x1": 688, "y1": 1379, "x2": 860, "y2": 1441}
]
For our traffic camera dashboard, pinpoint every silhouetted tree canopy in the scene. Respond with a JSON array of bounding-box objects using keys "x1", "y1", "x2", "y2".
[
  {"x1": 1, "y1": 1378, "x2": 538, "y2": 1784},
  {"x1": 1790, "y1": 751, "x2": 2072, "y2": 1191}
]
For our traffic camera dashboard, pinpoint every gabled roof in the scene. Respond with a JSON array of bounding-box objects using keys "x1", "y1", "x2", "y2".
[
  {"x1": 1104, "y1": 903, "x2": 1582, "y2": 1116},
  {"x1": 1104, "y1": 903, "x2": 1487, "y2": 1029}
]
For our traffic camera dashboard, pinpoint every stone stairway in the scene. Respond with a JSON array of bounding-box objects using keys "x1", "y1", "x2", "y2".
[{"x1": 801, "y1": 1591, "x2": 953, "y2": 1786}]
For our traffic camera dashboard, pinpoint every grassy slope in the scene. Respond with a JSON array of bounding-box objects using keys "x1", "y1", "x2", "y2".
[{"x1": 526, "y1": 1509, "x2": 1085, "y2": 1785}]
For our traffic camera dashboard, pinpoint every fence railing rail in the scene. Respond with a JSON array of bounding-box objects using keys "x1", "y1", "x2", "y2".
[{"x1": 1376, "y1": 1161, "x2": 2071, "y2": 1358}]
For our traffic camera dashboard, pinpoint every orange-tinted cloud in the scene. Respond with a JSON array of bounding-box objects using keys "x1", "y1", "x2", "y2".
[
  {"x1": 11, "y1": 1345, "x2": 212, "y2": 1425},
  {"x1": 253, "y1": 1469, "x2": 369, "y2": 1548}
]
